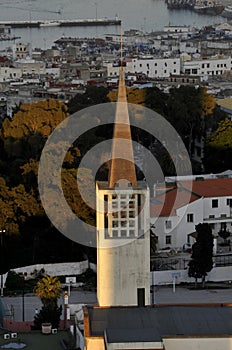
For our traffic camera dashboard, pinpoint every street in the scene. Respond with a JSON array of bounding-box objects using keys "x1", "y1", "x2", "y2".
[
  {"x1": 1, "y1": 286, "x2": 231, "y2": 322},
  {"x1": 1, "y1": 290, "x2": 98, "y2": 322}
]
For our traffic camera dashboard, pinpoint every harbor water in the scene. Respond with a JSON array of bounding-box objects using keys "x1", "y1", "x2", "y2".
[{"x1": 0, "y1": 0, "x2": 228, "y2": 49}]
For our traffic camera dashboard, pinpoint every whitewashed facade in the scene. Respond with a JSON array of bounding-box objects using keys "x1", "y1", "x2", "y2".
[
  {"x1": 0, "y1": 67, "x2": 22, "y2": 82},
  {"x1": 151, "y1": 172, "x2": 232, "y2": 250},
  {"x1": 181, "y1": 55, "x2": 232, "y2": 77},
  {"x1": 132, "y1": 57, "x2": 181, "y2": 78},
  {"x1": 15, "y1": 58, "x2": 46, "y2": 76}
]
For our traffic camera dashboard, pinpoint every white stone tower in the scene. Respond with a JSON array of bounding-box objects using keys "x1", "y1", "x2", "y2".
[{"x1": 96, "y1": 62, "x2": 150, "y2": 307}]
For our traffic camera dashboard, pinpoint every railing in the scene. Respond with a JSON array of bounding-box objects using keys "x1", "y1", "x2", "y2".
[
  {"x1": 151, "y1": 253, "x2": 232, "y2": 271},
  {"x1": 204, "y1": 215, "x2": 232, "y2": 221}
]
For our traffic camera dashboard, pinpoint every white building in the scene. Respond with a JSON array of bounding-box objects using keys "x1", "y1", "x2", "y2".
[
  {"x1": 14, "y1": 57, "x2": 46, "y2": 76},
  {"x1": 151, "y1": 172, "x2": 232, "y2": 250},
  {"x1": 107, "y1": 60, "x2": 134, "y2": 77},
  {"x1": 12, "y1": 42, "x2": 31, "y2": 60},
  {"x1": 0, "y1": 67, "x2": 22, "y2": 82},
  {"x1": 132, "y1": 57, "x2": 180, "y2": 78},
  {"x1": 181, "y1": 55, "x2": 232, "y2": 78}
]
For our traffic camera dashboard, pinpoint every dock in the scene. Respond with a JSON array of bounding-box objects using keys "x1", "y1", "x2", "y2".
[{"x1": 0, "y1": 18, "x2": 121, "y2": 29}]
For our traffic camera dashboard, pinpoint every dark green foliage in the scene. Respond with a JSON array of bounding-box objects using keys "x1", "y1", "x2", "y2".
[
  {"x1": 33, "y1": 303, "x2": 62, "y2": 329},
  {"x1": 68, "y1": 86, "x2": 109, "y2": 114},
  {"x1": 5, "y1": 271, "x2": 24, "y2": 290},
  {"x1": 188, "y1": 223, "x2": 214, "y2": 287},
  {"x1": 76, "y1": 268, "x2": 96, "y2": 290},
  {"x1": 204, "y1": 118, "x2": 232, "y2": 173}
]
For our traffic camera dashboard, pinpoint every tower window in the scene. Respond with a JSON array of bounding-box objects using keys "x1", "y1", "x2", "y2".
[
  {"x1": 112, "y1": 221, "x2": 118, "y2": 227},
  {"x1": 165, "y1": 220, "x2": 172, "y2": 229},
  {"x1": 121, "y1": 230, "x2": 127, "y2": 237},
  {"x1": 166, "y1": 235, "x2": 172, "y2": 245},
  {"x1": 112, "y1": 230, "x2": 118, "y2": 238}
]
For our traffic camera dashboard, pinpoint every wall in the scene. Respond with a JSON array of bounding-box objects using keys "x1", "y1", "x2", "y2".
[
  {"x1": 12, "y1": 261, "x2": 96, "y2": 279},
  {"x1": 151, "y1": 266, "x2": 232, "y2": 286},
  {"x1": 3, "y1": 319, "x2": 68, "y2": 332},
  {"x1": 85, "y1": 336, "x2": 105, "y2": 350},
  {"x1": 163, "y1": 336, "x2": 232, "y2": 350}
]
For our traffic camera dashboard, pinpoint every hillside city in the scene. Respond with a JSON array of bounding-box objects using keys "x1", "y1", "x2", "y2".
[{"x1": 0, "y1": 18, "x2": 232, "y2": 350}]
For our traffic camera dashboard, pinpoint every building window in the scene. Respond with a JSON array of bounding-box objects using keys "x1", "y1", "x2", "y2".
[
  {"x1": 165, "y1": 220, "x2": 172, "y2": 229},
  {"x1": 212, "y1": 199, "x2": 218, "y2": 208},
  {"x1": 187, "y1": 213, "x2": 194, "y2": 222},
  {"x1": 166, "y1": 235, "x2": 172, "y2": 245},
  {"x1": 227, "y1": 198, "x2": 232, "y2": 206}
]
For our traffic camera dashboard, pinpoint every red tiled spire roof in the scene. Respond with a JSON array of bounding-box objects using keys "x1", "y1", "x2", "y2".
[{"x1": 108, "y1": 66, "x2": 137, "y2": 188}]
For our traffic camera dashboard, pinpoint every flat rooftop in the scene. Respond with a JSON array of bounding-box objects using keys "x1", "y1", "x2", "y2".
[
  {"x1": 0, "y1": 331, "x2": 71, "y2": 350},
  {"x1": 87, "y1": 305, "x2": 232, "y2": 343}
]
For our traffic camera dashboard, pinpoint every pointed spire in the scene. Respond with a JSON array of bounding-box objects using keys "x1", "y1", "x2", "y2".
[{"x1": 108, "y1": 27, "x2": 137, "y2": 188}]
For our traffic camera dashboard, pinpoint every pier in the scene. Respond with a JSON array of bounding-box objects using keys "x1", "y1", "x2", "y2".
[{"x1": 0, "y1": 18, "x2": 121, "y2": 29}]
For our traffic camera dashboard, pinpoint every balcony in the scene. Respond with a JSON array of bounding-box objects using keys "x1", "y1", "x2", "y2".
[{"x1": 203, "y1": 214, "x2": 232, "y2": 223}]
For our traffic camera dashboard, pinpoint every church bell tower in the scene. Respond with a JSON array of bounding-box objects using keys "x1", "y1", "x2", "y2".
[{"x1": 96, "y1": 53, "x2": 150, "y2": 307}]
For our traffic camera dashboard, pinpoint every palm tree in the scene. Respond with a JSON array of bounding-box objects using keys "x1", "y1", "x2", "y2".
[
  {"x1": 34, "y1": 275, "x2": 62, "y2": 305},
  {"x1": 33, "y1": 275, "x2": 62, "y2": 330}
]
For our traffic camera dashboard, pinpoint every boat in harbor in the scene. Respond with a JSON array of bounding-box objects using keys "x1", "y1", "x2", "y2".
[
  {"x1": 221, "y1": 5, "x2": 232, "y2": 18},
  {"x1": 193, "y1": 0, "x2": 224, "y2": 14},
  {"x1": 166, "y1": 0, "x2": 224, "y2": 14},
  {"x1": 40, "y1": 21, "x2": 60, "y2": 27},
  {"x1": 166, "y1": 0, "x2": 195, "y2": 10}
]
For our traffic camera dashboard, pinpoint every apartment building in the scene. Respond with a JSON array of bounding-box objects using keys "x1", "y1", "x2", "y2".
[
  {"x1": 151, "y1": 172, "x2": 232, "y2": 250},
  {"x1": 132, "y1": 57, "x2": 180, "y2": 78},
  {"x1": 0, "y1": 67, "x2": 22, "y2": 82},
  {"x1": 181, "y1": 55, "x2": 232, "y2": 78},
  {"x1": 14, "y1": 57, "x2": 46, "y2": 76}
]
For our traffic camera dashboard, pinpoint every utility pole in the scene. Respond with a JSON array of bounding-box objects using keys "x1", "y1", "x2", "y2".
[{"x1": 0, "y1": 230, "x2": 6, "y2": 297}]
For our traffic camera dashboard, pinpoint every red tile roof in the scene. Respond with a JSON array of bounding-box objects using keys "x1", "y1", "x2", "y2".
[
  {"x1": 150, "y1": 178, "x2": 232, "y2": 217},
  {"x1": 150, "y1": 187, "x2": 200, "y2": 217},
  {"x1": 181, "y1": 178, "x2": 232, "y2": 198}
]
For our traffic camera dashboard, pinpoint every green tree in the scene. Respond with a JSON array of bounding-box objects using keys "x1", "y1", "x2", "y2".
[
  {"x1": 68, "y1": 85, "x2": 109, "y2": 114},
  {"x1": 188, "y1": 223, "x2": 214, "y2": 288},
  {"x1": 204, "y1": 118, "x2": 232, "y2": 172}
]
